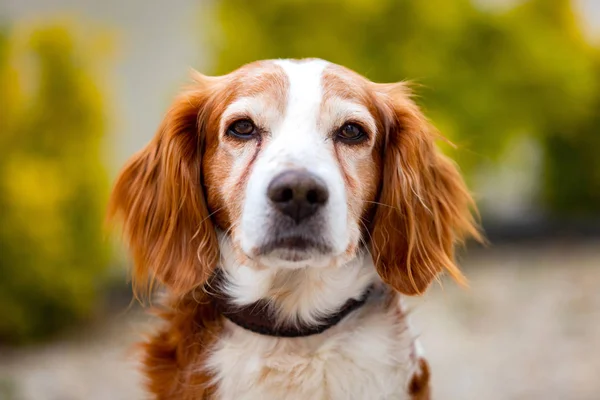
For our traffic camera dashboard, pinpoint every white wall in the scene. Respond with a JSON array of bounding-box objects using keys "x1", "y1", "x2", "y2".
[{"x1": 3, "y1": 0, "x2": 208, "y2": 169}]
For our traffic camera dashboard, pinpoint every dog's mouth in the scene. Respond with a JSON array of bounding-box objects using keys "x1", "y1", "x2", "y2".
[{"x1": 255, "y1": 236, "x2": 332, "y2": 260}]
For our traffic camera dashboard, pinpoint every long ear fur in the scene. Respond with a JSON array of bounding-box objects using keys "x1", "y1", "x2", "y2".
[
  {"x1": 108, "y1": 77, "x2": 219, "y2": 297},
  {"x1": 371, "y1": 83, "x2": 481, "y2": 295}
]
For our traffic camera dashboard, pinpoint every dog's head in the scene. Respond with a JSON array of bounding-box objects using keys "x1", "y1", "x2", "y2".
[{"x1": 109, "y1": 59, "x2": 480, "y2": 297}]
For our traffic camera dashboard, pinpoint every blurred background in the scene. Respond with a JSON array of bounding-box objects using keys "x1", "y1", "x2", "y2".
[{"x1": 0, "y1": 0, "x2": 599, "y2": 399}]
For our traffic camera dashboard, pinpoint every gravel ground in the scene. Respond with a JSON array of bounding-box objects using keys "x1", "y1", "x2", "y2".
[{"x1": 1, "y1": 241, "x2": 599, "y2": 400}]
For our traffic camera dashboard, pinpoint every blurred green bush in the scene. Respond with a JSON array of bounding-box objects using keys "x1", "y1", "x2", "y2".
[
  {"x1": 0, "y1": 24, "x2": 110, "y2": 343},
  {"x1": 205, "y1": 0, "x2": 600, "y2": 217}
]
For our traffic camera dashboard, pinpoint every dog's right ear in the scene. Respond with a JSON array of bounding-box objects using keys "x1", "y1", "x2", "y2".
[{"x1": 108, "y1": 73, "x2": 219, "y2": 297}]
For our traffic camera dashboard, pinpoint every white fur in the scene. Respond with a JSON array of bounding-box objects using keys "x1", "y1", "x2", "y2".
[
  {"x1": 218, "y1": 233, "x2": 377, "y2": 326},
  {"x1": 209, "y1": 237, "x2": 422, "y2": 400}
]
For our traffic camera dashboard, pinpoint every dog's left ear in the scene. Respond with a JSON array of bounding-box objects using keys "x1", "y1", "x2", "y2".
[{"x1": 370, "y1": 83, "x2": 481, "y2": 295}]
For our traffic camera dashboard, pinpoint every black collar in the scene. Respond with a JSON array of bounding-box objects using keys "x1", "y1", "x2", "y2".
[{"x1": 208, "y1": 269, "x2": 373, "y2": 338}]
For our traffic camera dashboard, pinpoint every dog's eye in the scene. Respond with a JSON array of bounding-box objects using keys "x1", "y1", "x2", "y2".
[
  {"x1": 336, "y1": 123, "x2": 366, "y2": 143},
  {"x1": 227, "y1": 119, "x2": 256, "y2": 139}
]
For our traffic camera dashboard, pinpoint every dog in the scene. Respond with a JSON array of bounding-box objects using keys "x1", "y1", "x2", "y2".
[{"x1": 109, "y1": 58, "x2": 480, "y2": 399}]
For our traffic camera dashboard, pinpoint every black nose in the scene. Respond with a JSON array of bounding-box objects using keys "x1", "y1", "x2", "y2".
[{"x1": 267, "y1": 170, "x2": 329, "y2": 223}]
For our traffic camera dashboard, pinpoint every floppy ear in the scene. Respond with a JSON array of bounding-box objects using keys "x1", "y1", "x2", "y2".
[
  {"x1": 108, "y1": 76, "x2": 219, "y2": 297},
  {"x1": 370, "y1": 83, "x2": 481, "y2": 295}
]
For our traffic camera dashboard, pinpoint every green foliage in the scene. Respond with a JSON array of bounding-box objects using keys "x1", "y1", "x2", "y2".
[
  {"x1": 0, "y1": 24, "x2": 110, "y2": 343},
  {"x1": 205, "y1": 0, "x2": 600, "y2": 216},
  {"x1": 542, "y1": 57, "x2": 600, "y2": 215}
]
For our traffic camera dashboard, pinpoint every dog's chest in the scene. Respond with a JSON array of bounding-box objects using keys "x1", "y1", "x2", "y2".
[{"x1": 207, "y1": 301, "x2": 418, "y2": 400}]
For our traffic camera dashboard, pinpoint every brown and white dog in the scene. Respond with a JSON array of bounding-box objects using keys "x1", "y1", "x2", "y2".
[{"x1": 109, "y1": 58, "x2": 480, "y2": 399}]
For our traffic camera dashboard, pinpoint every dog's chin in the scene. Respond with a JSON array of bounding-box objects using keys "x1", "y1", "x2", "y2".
[
  {"x1": 270, "y1": 248, "x2": 312, "y2": 262},
  {"x1": 258, "y1": 250, "x2": 332, "y2": 269},
  {"x1": 253, "y1": 237, "x2": 335, "y2": 269}
]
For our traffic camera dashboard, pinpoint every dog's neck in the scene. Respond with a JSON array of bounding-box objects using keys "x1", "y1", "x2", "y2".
[{"x1": 217, "y1": 236, "x2": 379, "y2": 327}]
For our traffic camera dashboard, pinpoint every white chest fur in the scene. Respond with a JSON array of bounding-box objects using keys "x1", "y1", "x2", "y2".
[{"x1": 206, "y1": 294, "x2": 421, "y2": 400}]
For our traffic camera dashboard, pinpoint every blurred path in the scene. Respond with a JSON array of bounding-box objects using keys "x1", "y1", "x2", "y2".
[
  {"x1": 0, "y1": 311, "x2": 147, "y2": 400},
  {"x1": 1, "y1": 241, "x2": 599, "y2": 400},
  {"x1": 409, "y1": 241, "x2": 600, "y2": 400}
]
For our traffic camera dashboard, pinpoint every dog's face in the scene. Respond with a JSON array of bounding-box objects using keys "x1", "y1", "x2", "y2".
[
  {"x1": 109, "y1": 59, "x2": 479, "y2": 296},
  {"x1": 203, "y1": 60, "x2": 380, "y2": 269}
]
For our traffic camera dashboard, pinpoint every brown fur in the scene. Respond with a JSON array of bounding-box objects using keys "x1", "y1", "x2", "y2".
[
  {"x1": 370, "y1": 83, "x2": 481, "y2": 295},
  {"x1": 322, "y1": 65, "x2": 385, "y2": 259},
  {"x1": 141, "y1": 291, "x2": 222, "y2": 399},
  {"x1": 409, "y1": 358, "x2": 432, "y2": 400},
  {"x1": 107, "y1": 75, "x2": 220, "y2": 296}
]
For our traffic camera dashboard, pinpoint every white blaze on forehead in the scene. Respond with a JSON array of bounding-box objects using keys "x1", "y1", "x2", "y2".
[
  {"x1": 272, "y1": 59, "x2": 328, "y2": 146},
  {"x1": 274, "y1": 59, "x2": 329, "y2": 110}
]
